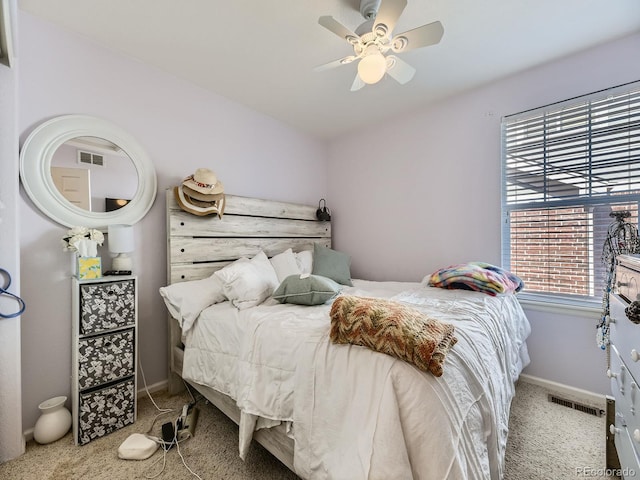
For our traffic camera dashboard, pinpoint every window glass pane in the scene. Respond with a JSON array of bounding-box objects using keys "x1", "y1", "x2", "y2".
[
  {"x1": 502, "y1": 81, "x2": 640, "y2": 301},
  {"x1": 507, "y1": 203, "x2": 638, "y2": 299}
]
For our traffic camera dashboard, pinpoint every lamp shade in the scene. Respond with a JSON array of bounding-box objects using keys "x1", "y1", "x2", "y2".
[
  {"x1": 357, "y1": 52, "x2": 387, "y2": 84},
  {"x1": 107, "y1": 224, "x2": 135, "y2": 253}
]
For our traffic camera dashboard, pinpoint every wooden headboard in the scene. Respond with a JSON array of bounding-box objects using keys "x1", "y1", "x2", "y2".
[
  {"x1": 165, "y1": 189, "x2": 332, "y2": 470},
  {"x1": 166, "y1": 189, "x2": 332, "y2": 285}
]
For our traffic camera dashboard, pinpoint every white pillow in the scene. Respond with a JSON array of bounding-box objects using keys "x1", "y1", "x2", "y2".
[
  {"x1": 250, "y1": 250, "x2": 279, "y2": 291},
  {"x1": 270, "y1": 248, "x2": 302, "y2": 283},
  {"x1": 295, "y1": 250, "x2": 313, "y2": 275},
  {"x1": 215, "y1": 251, "x2": 279, "y2": 310},
  {"x1": 159, "y1": 274, "x2": 225, "y2": 332}
]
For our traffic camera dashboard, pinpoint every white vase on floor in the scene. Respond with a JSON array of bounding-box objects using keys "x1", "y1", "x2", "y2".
[{"x1": 33, "y1": 396, "x2": 72, "y2": 444}]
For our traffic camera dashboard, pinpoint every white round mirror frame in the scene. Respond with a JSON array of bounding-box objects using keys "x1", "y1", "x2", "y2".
[{"x1": 20, "y1": 115, "x2": 157, "y2": 229}]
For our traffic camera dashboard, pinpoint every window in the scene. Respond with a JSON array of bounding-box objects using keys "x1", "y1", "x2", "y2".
[{"x1": 501, "y1": 81, "x2": 640, "y2": 304}]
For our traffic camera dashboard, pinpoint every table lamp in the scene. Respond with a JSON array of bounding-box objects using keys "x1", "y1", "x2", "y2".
[{"x1": 108, "y1": 224, "x2": 135, "y2": 272}]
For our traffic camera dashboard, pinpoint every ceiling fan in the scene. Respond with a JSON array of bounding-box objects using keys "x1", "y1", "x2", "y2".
[{"x1": 316, "y1": 0, "x2": 444, "y2": 91}]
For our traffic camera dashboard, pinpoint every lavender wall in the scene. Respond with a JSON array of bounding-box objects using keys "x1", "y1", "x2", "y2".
[
  {"x1": 18, "y1": 12, "x2": 328, "y2": 431},
  {"x1": 327, "y1": 33, "x2": 640, "y2": 395}
]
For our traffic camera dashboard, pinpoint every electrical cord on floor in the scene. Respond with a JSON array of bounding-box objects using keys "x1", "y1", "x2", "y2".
[
  {"x1": 142, "y1": 415, "x2": 202, "y2": 480},
  {"x1": 144, "y1": 419, "x2": 202, "y2": 480},
  {"x1": 183, "y1": 379, "x2": 197, "y2": 405},
  {"x1": 139, "y1": 360, "x2": 174, "y2": 434},
  {"x1": 0, "y1": 268, "x2": 26, "y2": 319},
  {"x1": 174, "y1": 425, "x2": 203, "y2": 480},
  {"x1": 138, "y1": 360, "x2": 203, "y2": 479}
]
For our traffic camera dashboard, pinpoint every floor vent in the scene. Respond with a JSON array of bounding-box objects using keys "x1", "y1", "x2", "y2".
[{"x1": 547, "y1": 394, "x2": 604, "y2": 417}]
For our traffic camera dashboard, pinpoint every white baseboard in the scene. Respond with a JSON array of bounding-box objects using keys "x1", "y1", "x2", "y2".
[
  {"x1": 519, "y1": 373, "x2": 606, "y2": 409},
  {"x1": 138, "y1": 379, "x2": 168, "y2": 397}
]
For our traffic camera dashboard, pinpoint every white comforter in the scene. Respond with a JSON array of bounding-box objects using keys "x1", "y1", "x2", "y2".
[{"x1": 181, "y1": 280, "x2": 530, "y2": 480}]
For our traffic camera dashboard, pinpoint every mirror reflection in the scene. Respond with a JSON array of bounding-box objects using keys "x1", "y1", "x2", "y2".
[{"x1": 50, "y1": 136, "x2": 139, "y2": 212}]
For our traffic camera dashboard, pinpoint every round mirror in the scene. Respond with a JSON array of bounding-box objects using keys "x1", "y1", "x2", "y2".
[
  {"x1": 20, "y1": 115, "x2": 157, "y2": 228},
  {"x1": 51, "y1": 136, "x2": 139, "y2": 213}
]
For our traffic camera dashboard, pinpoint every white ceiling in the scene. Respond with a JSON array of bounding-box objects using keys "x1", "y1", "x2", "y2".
[{"x1": 18, "y1": 0, "x2": 640, "y2": 140}]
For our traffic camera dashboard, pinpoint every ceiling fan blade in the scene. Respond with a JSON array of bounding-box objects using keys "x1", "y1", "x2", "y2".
[
  {"x1": 314, "y1": 55, "x2": 358, "y2": 72},
  {"x1": 318, "y1": 16, "x2": 360, "y2": 44},
  {"x1": 392, "y1": 21, "x2": 444, "y2": 53},
  {"x1": 386, "y1": 55, "x2": 415, "y2": 85},
  {"x1": 373, "y1": 0, "x2": 407, "y2": 37},
  {"x1": 350, "y1": 74, "x2": 366, "y2": 91}
]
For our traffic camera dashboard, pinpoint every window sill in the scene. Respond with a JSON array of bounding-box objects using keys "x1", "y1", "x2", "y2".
[{"x1": 517, "y1": 293, "x2": 603, "y2": 318}]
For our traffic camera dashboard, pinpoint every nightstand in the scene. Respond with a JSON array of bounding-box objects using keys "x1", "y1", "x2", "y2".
[{"x1": 71, "y1": 275, "x2": 137, "y2": 445}]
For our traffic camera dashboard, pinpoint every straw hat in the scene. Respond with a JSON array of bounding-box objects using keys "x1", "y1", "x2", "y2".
[
  {"x1": 174, "y1": 168, "x2": 226, "y2": 217},
  {"x1": 182, "y1": 168, "x2": 224, "y2": 196},
  {"x1": 174, "y1": 186, "x2": 226, "y2": 217}
]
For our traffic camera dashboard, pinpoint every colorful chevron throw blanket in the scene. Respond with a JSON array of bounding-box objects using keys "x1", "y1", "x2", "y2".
[
  {"x1": 427, "y1": 262, "x2": 524, "y2": 296},
  {"x1": 329, "y1": 295, "x2": 457, "y2": 377}
]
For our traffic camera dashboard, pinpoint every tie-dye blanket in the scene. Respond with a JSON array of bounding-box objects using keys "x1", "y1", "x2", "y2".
[{"x1": 427, "y1": 262, "x2": 524, "y2": 296}]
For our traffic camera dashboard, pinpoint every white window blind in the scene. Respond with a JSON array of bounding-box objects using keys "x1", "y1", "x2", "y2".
[{"x1": 502, "y1": 81, "x2": 640, "y2": 302}]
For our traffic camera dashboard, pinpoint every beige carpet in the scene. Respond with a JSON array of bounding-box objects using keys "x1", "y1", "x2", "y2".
[
  {"x1": 0, "y1": 380, "x2": 614, "y2": 479},
  {"x1": 504, "y1": 381, "x2": 615, "y2": 480}
]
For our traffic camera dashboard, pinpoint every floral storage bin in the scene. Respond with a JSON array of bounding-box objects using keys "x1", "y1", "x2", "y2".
[
  {"x1": 77, "y1": 329, "x2": 135, "y2": 390},
  {"x1": 77, "y1": 377, "x2": 135, "y2": 445},
  {"x1": 79, "y1": 280, "x2": 135, "y2": 335},
  {"x1": 72, "y1": 276, "x2": 138, "y2": 446}
]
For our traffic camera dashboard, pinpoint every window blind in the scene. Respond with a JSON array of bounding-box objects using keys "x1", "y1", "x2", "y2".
[{"x1": 502, "y1": 81, "x2": 640, "y2": 301}]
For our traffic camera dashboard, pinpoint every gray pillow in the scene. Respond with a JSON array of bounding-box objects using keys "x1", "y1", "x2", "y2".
[
  {"x1": 272, "y1": 274, "x2": 341, "y2": 306},
  {"x1": 312, "y1": 243, "x2": 353, "y2": 286}
]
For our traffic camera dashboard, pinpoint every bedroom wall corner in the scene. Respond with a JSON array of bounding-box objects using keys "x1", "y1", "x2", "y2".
[{"x1": 0, "y1": 0, "x2": 25, "y2": 462}]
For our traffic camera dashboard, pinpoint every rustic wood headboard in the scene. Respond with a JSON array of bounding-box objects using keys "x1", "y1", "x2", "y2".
[
  {"x1": 166, "y1": 189, "x2": 332, "y2": 284},
  {"x1": 165, "y1": 187, "x2": 332, "y2": 384},
  {"x1": 164, "y1": 189, "x2": 332, "y2": 470}
]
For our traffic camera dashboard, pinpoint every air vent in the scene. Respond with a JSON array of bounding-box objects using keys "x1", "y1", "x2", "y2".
[
  {"x1": 547, "y1": 394, "x2": 604, "y2": 417},
  {"x1": 78, "y1": 150, "x2": 105, "y2": 167}
]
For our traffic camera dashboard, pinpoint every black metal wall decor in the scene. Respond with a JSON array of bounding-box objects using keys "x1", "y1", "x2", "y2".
[
  {"x1": 316, "y1": 199, "x2": 331, "y2": 221},
  {"x1": 598, "y1": 210, "x2": 640, "y2": 349}
]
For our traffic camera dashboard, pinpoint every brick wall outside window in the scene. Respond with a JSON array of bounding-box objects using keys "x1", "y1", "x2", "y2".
[{"x1": 510, "y1": 204, "x2": 638, "y2": 298}]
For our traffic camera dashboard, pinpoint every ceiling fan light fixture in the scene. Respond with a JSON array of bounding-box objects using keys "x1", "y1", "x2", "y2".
[
  {"x1": 346, "y1": 35, "x2": 360, "y2": 45},
  {"x1": 317, "y1": 0, "x2": 444, "y2": 90},
  {"x1": 357, "y1": 51, "x2": 387, "y2": 84},
  {"x1": 392, "y1": 36, "x2": 408, "y2": 52},
  {"x1": 374, "y1": 23, "x2": 388, "y2": 38}
]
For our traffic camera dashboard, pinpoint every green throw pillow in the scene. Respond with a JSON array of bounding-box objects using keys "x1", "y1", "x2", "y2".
[
  {"x1": 312, "y1": 243, "x2": 353, "y2": 286},
  {"x1": 272, "y1": 274, "x2": 341, "y2": 306}
]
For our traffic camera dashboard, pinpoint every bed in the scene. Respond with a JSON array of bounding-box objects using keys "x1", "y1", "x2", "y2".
[{"x1": 164, "y1": 190, "x2": 531, "y2": 479}]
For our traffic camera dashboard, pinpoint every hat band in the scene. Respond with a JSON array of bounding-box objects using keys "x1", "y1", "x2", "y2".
[{"x1": 187, "y1": 175, "x2": 216, "y2": 189}]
